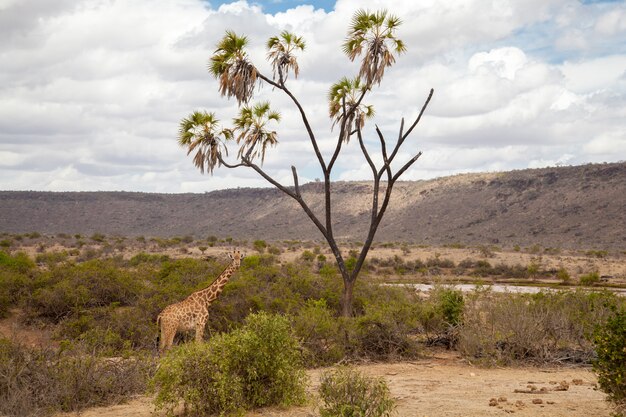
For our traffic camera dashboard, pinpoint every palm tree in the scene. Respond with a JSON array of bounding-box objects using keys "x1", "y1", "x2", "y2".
[
  {"x1": 178, "y1": 111, "x2": 232, "y2": 174},
  {"x1": 232, "y1": 101, "x2": 281, "y2": 163},
  {"x1": 179, "y1": 10, "x2": 434, "y2": 317},
  {"x1": 328, "y1": 76, "x2": 375, "y2": 142},
  {"x1": 209, "y1": 31, "x2": 257, "y2": 104},
  {"x1": 266, "y1": 30, "x2": 306, "y2": 82},
  {"x1": 342, "y1": 9, "x2": 406, "y2": 87}
]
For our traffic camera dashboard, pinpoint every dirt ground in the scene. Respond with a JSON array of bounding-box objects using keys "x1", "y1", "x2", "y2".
[{"x1": 55, "y1": 352, "x2": 612, "y2": 417}]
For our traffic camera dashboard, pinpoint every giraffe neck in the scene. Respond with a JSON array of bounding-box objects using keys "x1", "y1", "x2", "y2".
[{"x1": 193, "y1": 262, "x2": 239, "y2": 305}]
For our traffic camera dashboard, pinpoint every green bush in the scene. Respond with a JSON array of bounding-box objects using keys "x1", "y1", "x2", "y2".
[
  {"x1": 556, "y1": 267, "x2": 571, "y2": 283},
  {"x1": 292, "y1": 299, "x2": 344, "y2": 365},
  {"x1": 253, "y1": 239, "x2": 267, "y2": 252},
  {"x1": 35, "y1": 250, "x2": 69, "y2": 266},
  {"x1": 267, "y1": 245, "x2": 281, "y2": 255},
  {"x1": 318, "y1": 367, "x2": 396, "y2": 417},
  {"x1": 301, "y1": 250, "x2": 315, "y2": 262},
  {"x1": 205, "y1": 258, "x2": 343, "y2": 333},
  {"x1": 526, "y1": 261, "x2": 540, "y2": 278},
  {"x1": 157, "y1": 257, "x2": 221, "y2": 287},
  {"x1": 0, "y1": 251, "x2": 36, "y2": 273},
  {"x1": 586, "y1": 250, "x2": 609, "y2": 259},
  {"x1": 0, "y1": 268, "x2": 32, "y2": 317},
  {"x1": 151, "y1": 312, "x2": 308, "y2": 416},
  {"x1": 580, "y1": 271, "x2": 600, "y2": 286},
  {"x1": 435, "y1": 287, "x2": 464, "y2": 327},
  {"x1": 593, "y1": 307, "x2": 626, "y2": 415},
  {"x1": 90, "y1": 233, "x2": 106, "y2": 242},
  {"x1": 426, "y1": 256, "x2": 455, "y2": 268},
  {"x1": 27, "y1": 259, "x2": 144, "y2": 322},
  {"x1": 411, "y1": 286, "x2": 465, "y2": 348}
]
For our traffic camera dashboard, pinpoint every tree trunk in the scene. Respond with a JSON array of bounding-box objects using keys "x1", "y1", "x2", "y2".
[{"x1": 340, "y1": 278, "x2": 355, "y2": 317}]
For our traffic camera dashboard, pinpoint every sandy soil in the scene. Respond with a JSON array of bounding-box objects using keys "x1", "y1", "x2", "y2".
[{"x1": 56, "y1": 353, "x2": 612, "y2": 417}]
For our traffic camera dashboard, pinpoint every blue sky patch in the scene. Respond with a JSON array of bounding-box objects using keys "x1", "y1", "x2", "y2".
[{"x1": 210, "y1": 0, "x2": 335, "y2": 13}]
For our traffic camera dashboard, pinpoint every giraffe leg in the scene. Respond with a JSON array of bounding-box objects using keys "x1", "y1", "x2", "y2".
[
  {"x1": 158, "y1": 319, "x2": 167, "y2": 352},
  {"x1": 195, "y1": 321, "x2": 205, "y2": 343},
  {"x1": 158, "y1": 330, "x2": 166, "y2": 354},
  {"x1": 164, "y1": 327, "x2": 176, "y2": 352},
  {"x1": 159, "y1": 319, "x2": 177, "y2": 354}
]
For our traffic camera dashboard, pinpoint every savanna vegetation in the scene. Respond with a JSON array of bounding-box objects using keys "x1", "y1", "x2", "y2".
[{"x1": 1, "y1": 236, "x2": 625, "y2": 415}]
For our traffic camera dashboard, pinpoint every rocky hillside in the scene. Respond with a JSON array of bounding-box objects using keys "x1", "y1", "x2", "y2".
[{"x1": 1, "y1": 162, "x2": 625, "y2": 249}]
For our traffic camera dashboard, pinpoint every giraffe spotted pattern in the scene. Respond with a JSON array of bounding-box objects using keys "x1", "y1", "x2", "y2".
[{"x1": 157, "y1": 249, "x2": 244, "y2": 354}]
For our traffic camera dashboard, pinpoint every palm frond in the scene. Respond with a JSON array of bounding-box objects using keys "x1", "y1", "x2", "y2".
[
  {"x1": 328, "y1": 77, "x2": 374, "y2": 142},
  {"x1": 233, "y1": 101, "x2": 280, "y2": 164},
  {"x1": 342, "y1": 9, "x2": 405, "y2": 86},
  {"x1": 266, "y1": 30, "x2": 306, "y2": 81},
  {"x1": 178, "y1": 111, "x2": 230, "y2": 174},
  {"x1": 209, "y1": 31, "x2": 257, "y2": 104}
]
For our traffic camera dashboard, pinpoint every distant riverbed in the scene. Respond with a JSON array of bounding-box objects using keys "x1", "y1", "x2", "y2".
[{"x1": 386, "y1": 282, "x2": 626, "y2": 295}]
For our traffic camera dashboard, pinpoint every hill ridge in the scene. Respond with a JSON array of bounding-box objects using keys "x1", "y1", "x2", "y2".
[{"x1": 1, "y1": 162, "x2": 625, "y2": 249}]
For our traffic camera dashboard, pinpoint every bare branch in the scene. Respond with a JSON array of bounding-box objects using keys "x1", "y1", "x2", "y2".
[
  {"x1": 386, "y1": 88, "x2": 433, "y2": 162},
  {"x1": 256, "y1": 73, "x2": 282, "y2": 89},
  {"x1": 240, "y1": 157, "x2": 330, "y2": 242},
  {"x1": 329, "y1": 86, "x2": 368, "y2": 172},
  {"x1": 375, "y1": 124, "x2": 389, "y2": 164},
  {"x1": 403, "y1": 88, "x2": 433, "y2": 140},
  {"x1": 257, "y1": 72, "x2": 327, "y2": 172},
  {"x1": 392, "y1": 151, "x2": 423, "y2": 182},
  {"x1": 291, "y1": 165, "x2": 301, "y2": 197},
  {"x1": 357, "y1": 126, "x2": 376, "y2": 176},
  {"x1": 397, "y1": 117, "x2": 405, "y2": 145},
  {"x1": 385, "y1": 90, "x2": 432, "y2": 165},
  {"x1": 217, "y1": 153, "x2": 247, "y2": 169},
  {"x1": 242, "y1": 157, "x2": 297, "y2": 199}
]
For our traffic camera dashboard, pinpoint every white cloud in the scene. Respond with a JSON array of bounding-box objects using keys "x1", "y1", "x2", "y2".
[
  {"x1": 595, "y1": 8, "x2": 626, "y2": 35},
  {"x1": 0, "y1": 0, "x2": 625, "y2": 193},
  {"x1": 583, "y1": 130, "x2": 626, "y2": 156},
  {"x1": 561, "y1": 55, "x2": 626, "y2": 93}
]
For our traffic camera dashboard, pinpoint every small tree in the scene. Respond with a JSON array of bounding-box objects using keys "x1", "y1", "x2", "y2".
[{"x1": 178, "y1": 9, "x2": 433, "y2": 316}]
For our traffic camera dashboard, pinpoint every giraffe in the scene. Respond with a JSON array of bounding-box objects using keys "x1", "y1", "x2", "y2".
[{"x1": 157, "y1": 248, "x2": 244, "y2": 354}]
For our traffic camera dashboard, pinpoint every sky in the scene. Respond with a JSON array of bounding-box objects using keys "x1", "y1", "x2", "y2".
[{"x1": 0, "y1": 0, "x2": 625, "y2": 193}]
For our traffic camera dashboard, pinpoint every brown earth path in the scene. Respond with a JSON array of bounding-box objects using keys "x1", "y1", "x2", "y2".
[{"x1": 56, "y1": 353, "x2": 612, "y2": 417}]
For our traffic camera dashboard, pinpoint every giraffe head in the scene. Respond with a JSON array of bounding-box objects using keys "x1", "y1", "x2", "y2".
[{"x1": 228, "y1": 248, "x2": 245, "y2": 267}]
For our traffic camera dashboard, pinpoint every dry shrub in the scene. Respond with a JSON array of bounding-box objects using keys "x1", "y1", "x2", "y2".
[
  {"x1": 457, "y1": 289, "x2": 620, "y2": 365},
  {"x1": 319, "y1": 367, "x2": 396, "y2": 417},
  {"x1": 0, "y1": 338, "x2": 155, "y2": 417},
  {"x1": 353, "y1": 298, "x2": 421, "y2": 360},
  {"x1": 301, "y1": 282, "x2": 422, "y2": 362}
]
